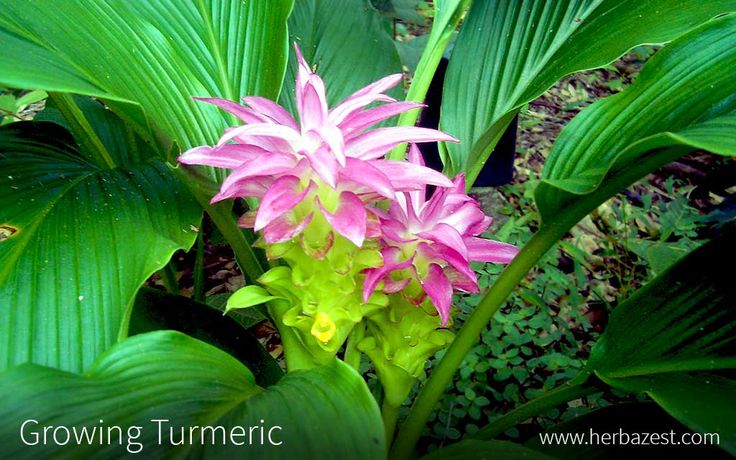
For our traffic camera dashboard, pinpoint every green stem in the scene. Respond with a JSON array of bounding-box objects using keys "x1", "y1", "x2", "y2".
[
  {"x1": 390, "y1": 149, "x2": 673, "y2": 457},
  {"x1": 387, "y1": 0, "x2": 472, "y2": 161},
  {"x1": 176, "y1": 166, "x2": 265, "y2": 284},
  {"x1": 195, "y1": 0, "x2": 236, "y2": 102},
  {"x1": 50, "y1": 93, "x2": 117, "y2": 169},
  {"x1": 474, "y1": 375, "x2": 599, "y2": 440},
  {"x1": 158, "y1": 260, "x2": 179, "y2": 294},
  {"x1": 344, "y1": 322, "x2": 366, "y2": 371},
  {"x1": 193, "y1": 230, "x2": 206, "y2": 302},
  {"x1": 389, "y1": 130, "x2": 697, "y2": 459},
  {"x1": 387, "y1": 48, "x2": 444, "y2": 158},
  {"x1": 390, "y1": 221, "x2": 569, "y2": 459},
  {"x1": 382, "y1": 399, "x2": 400, "y2": 450},
  {"x1": 204, "y1": 201, "x2": 264, "y2": 285}
]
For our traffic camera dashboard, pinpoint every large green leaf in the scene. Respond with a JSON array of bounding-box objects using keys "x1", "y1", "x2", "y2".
[
  {"x1": 0, "y1": 331, "x2": 385, "y2": 458},
  {"x1": 584, "y1": 230, "x2": 736, "y2": 454},
  {"x1": 0, "y1": 0, "x2": 293, "y2": 152},
  {"x1": 535, "y1": 15, "x2": 736, "y2": 225},
  {"x1": 371, "y1": 0, "x2": 426, "y2": 24},
  {"x1": 279, "y1": 0, "x2": 402, "y2": 114},
  {"x1": 441, "y1": 0, "x2": 736, "y2": 181},
  {"x1": 129, "y1": 287, "x2": 283, "y2": 387},
  {"x1": 395, "y1": 34, "x2": 431, "y2": 74},
  {"x1": 0, "y1": 120, "x2": 200, "y2": 373}
]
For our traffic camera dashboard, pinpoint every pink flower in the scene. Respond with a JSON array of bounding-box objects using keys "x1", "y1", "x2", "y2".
[
  {"x1": 179, "y1": 44, "x2": 456, "y2": 247},
  {"x1": 363, "y1": 145, "x2": 519, "y2": 325}
]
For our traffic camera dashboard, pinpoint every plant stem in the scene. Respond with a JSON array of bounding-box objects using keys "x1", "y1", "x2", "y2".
[
  {"x1": 176, "y1": 166, "x2": 266, "y2": 284},
  {"x1": 387, "y1": 0, "x2": 472, "y2": 161},
  {"x1": 158, "y1": 260, "x2": 179, "y2": 294},
  {"x1": 390, "y1": 121, "x2": 696, "y2": 459},
  {"x1": 204, "y1": 201, "x2": 264, "y2": 285},
  {"x1": 390, "y1": 221, "x2": 568, "y2": 459},
  {"x1": 382, "y1": 399, "x2": 400, "y2": 450},
  {"x1": 50, "y1": 93, "x2": 117, "y2": 169},
  {"x1": 193, "y1": 230, "x2": 206, "y2": 302},
  {"x1": 387, "y1": 48, "x2": 445, "y2": 159},
  {"x1": 473, "y1": 376, "x2": 599, "y2": 440},
  {"x1": 344, "y1": 322, "x2": 366, "y2": 371}
]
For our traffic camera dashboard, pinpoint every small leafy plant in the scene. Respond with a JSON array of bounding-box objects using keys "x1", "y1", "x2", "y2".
[
  {"x1": 0, "y1": 1, "x2": 734, "y2": 458},
  {"x1": 0, "y1": 88, "x2": 47, "y2": 125}
]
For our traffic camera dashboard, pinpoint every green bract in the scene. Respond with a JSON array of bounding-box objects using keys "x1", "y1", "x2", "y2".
[
  {"x1": 360, "y1": 296, "x2": 454, "y2": 407},
  {"x1": 258, "y1": 237, "x2": 388, "y2": 364}
]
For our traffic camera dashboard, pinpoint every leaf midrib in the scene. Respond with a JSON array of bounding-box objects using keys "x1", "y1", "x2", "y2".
[
  {"x1": 0, "y1": 168, "x2": 97, "y2": 287},
  {"x1": 597, "y1": 356, "x2": 736, "y2": 379},
  {"x1": 466, "y1": 0, "x2": 606, "y2": 167},
  {"x1": 196, "y1": 0, "x2": 236, "y2": 101}
]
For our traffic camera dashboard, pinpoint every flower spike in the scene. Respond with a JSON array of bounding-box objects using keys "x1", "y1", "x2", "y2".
[
  {"x1": 363, "y1": 145, "x2": 519, "y2": 325},
  {"x1": 179, "y1": 44, "x2": 457, "y2": 247}
]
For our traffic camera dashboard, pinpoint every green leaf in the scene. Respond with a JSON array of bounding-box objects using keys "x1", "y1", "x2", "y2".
[
  {"x1": 422, "y1": 439, "x2": 557, "y2": 460},
  {"x1": 372, "y1": 0, "x2": 426, "y2": 24},
  {"x1": 0, "y1": 0, "x2": 293, "y2": 152},
  {"x1": 15, "y1": 90, "x2": 47, "y2": 110},
  {"x1": 535, "y1": 14, "x2": 736, "y2": 226},
  {"x1": 0, "y1": 94, "x2": 16, "y2": 113},
  {"x1": 441, "y1": 0, "x2": 736, "y2": 181},
  {"x1": 225, "y1": 285, "x2": 281, "y2": 314},
  {"x1": 129, "y1": 287, "x2": 283, "y2": 387},
  {"x1": 207, "y1": 292, "x2": 269, "y2": 330},
  {"x1": 0, "y1": 121, "x2": 200, "y2": 373},
  {"x1": 624, "y1": 239, "x2": 701, "y2": 276},
  {"x1": 388, "y1": 0, "x2": 471, "y2": 161},
  {"x1": 0, "y1": 331, "x2": 385, "y2": 458},
  {"x1": 393, "y1": 0, "x2": 426, "y2": 24},
  {"x1": 280, "y1": 0, "x2": 403, "y2": 113},
  {"x1": 395, "y1": 34, "x2": 431, "y2": 74},
  {"x1": 585, "y1": 229, "x2": 736, "y2": 454},
  {"x1": 609, "y1": 373, "x2": 736, "y2": 453}
]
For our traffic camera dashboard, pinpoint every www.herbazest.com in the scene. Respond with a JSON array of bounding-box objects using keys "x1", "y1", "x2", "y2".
[{"x1": 539, "y1": 428, "x2": 720, "y2": 447}]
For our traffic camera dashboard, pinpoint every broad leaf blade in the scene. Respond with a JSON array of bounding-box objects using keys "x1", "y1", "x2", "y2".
[
  {"x1": 585, "y1": 230, "x2": 736, "y2": 454},
  {"x1": 535, "y1": 15, "x2": 736, "y2": 225},
  {"x1": 395, "y1": 34, "x2": 431, "y2": 74},
  {"x1": 0, "y1": 29, "x2": 112, "y2": 99},
  {"x1": 441, "y1": 0, "x2": 736, "y2": 180},
  {"x1": 129, "y1": 288, "x2": 283, "y2": 387},
  {"x1": 0, "y1": 331, "x2": 385, "y2": 458},
  {"x1": 0, "y1": 0, "x2": 293, "y2": 151},
  {"x1": 372, "y1": 0, "x2": 426, "y2": 24},
  {"x1": 280, "y1": 0, "x2": 402, "y2": 113},
  {"x1": 599, "y1": 372, "x2": 736, "y2": 455},
  {"x1": 586, "y1": 232, "x2": 736, "y2": 376},
  {"x1": 0, "y1": 122, "x2": 200, "y2": 372}
]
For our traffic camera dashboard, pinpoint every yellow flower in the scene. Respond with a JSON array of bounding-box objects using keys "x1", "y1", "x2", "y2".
[{"x1": 310, "y1": 312, "x2": 336, "y2": 343}]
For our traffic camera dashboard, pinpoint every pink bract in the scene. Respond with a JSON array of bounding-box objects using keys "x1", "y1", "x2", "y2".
[{"x1": 363, "y1": 145, "x2": 519, "y2": 325}]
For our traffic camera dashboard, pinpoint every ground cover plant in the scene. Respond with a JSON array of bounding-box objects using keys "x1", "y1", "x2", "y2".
[{"x1": 0, "y1": 1, "x2": 735, "y2": 458}]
